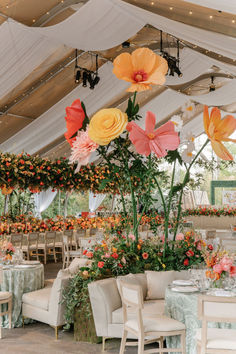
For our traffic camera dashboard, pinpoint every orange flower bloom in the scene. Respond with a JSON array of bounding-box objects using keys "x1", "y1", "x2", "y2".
[
  {"x1": 203, "y1": 106, "x2": 236, "y2": 160},
  {"x1": 113, "y1": 48, "x2": 168, "y2": 92},
  {"x1": 64, "y1": 99, "x2": 85, "y2": 146}
]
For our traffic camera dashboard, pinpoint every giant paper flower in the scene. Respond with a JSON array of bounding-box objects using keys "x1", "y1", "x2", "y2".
[
  {"x1": 69, "y1": 129, "x2": 98, "y2": 173},
  {"x1": 126, "y1": 111, "x2": 180, "y2": 157},
  {"x1": 64, "y1": 99, "x2": 85, "y2": 146},
  {"x1": 88, "y1": 108, "x2": 128, "y2": 145},
  {"x1": 113, "y1": 48, "x2": 168, "y2": 92},
  {"x1": 203, "y1": 106, "x2": 236, "y2": 161}
]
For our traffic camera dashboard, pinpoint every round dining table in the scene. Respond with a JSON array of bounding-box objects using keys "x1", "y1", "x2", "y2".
[
  {"x1": 0, "y1": 263, "x2": 44, "y2": 328},
  {"x1": 165, "y1": 286, "x2": 236, "y2": 354}
]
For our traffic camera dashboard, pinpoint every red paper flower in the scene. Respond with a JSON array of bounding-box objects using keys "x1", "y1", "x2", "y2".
[
  {"x1": 64, "y1": 99, "x2": 85, "y2": 146},
  {"x1": 186, "y1": 250, "x2": 194, "y2": 257},
  {"x1": 183, "y1": 259, "x2": 189, "y2": 266},
  {"x1": 98, "y1": 261, "x2": 104, "y2": 268},
  {"x1": 111, "y1": 252, "x2": 119, "y2": 259}
]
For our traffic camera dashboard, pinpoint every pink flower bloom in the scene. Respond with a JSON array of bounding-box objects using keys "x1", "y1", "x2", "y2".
[
  {"x1": 220, "y1": 256, "x2": 233, "y2": 272},
  {"x1": 176, "y1": 233, "x2": 184, "y2": 241},
  {"x1": 69, "y1": 129, "x2": 98, "y2": 173},
  {"x1": 126, "y1": 111, "x2": 180, "y2": 157},
  {"x1": 104, "y1": 253, "x2": 110, "y2": 258},
  {"x1": 128, "y1": 234, "x2": 135, "y2": 241},
  {"x1": 213, "y1": 263, "x2": 223, "y2": 274}
]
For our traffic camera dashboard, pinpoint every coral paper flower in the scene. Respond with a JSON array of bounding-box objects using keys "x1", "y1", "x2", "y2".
[
  {"x1": 204, "y1": 106, "x2": 236, "y2": 160},
  {"x1": 127, "y1": 111, "x2": 180, "y2": 157},
  {"x1": 64, "y1": 99, "x2": 85, "y2": 146},
  {"x1": 88, "y1": 108, "x2": 128, "y2": 145},
  {"x1": 113, "y1": 47, "x2": 168, "y2": 92},
  {"x1": 69, "y1": 129, "x2": 98, "y2": 173}
]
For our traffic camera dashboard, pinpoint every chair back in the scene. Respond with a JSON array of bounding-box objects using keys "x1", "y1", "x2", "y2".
[
  {"x1": 89, "y1": 228, "x2": 98, "y2": 236},
  {"x1": 45, "y1": 231, "x2": 56, "y2": 246},
  {"x1": 63, "y1": 234, "x2": 73, "y2": 253},
  {"x1": 119, "y1": 281, "x2": 144, "y2": 334},
  {"x1": 9, "y1": 233, "x2": 23, "y2": 248},
  {"x1": 205, "y1": 229, "x2": 216, "y2": 239},
  {"x1": 79, "y1": 237, "x2": 97, "y2": 252},
  {"x1": 27, "y1": 232, "x2": 39, "y2": 246},
  {"x1": 198, "y1": 295, "x2": 236, "y2": 353},
  {"x1": 64, "y1": 230, "x2": 73, "y2": 237}
]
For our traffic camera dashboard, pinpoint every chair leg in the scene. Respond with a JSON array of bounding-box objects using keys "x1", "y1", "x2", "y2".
[
  {"x1": 8, "y1": 298, "x2": 12, "y2": 329},
  {"x1": 53, "y1": 248, "x2": 57, "y2": 263},
  {"x1": 55, "y1": 326, "x2": 58, "y2": 340},
  {"x1": 102, "y1": 336, "x2": 109, "y2": 351},
  {"x1": 27, "y1": 250, "x2": 30, "y2": 261},
  {"x1": 138, "y1": 335, "x2": 144, "y2": 354},
  {"x1": 44, "y1": 249, "x2": 47, "y2": 265},
  {"x1": 119, "y1": 330, "x2": 128, "y2": 354},
  {"x1": 22, "y1": 316, "x2": 25, "y2": 328},
  {"x1": 181, "y1": 331, "x2": 186, "y2": 354}
]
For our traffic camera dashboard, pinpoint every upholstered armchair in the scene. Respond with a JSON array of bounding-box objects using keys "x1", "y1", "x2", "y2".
[{"x1": 22, "y1": 270, "x2": 70, "y2": 339}]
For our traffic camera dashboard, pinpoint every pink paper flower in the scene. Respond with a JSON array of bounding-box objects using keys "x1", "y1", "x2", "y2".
[
  {"x1": 126, "y1": 111, "x2": 180, "y2": 157},
  {"x1": 176, "y1": 233, "x2": 184, "y2": 241},
  {"x1": 220, "y1": 256, "x2": 233, "y2": 272},
  {"x1": 69, "y1": 129, "x2": 98, "y2": 173},
  {"x1": 213, "y1": 263, "x2": 223, "y2": 274}
]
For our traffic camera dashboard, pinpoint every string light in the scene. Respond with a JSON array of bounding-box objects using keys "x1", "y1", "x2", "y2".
[
  {"x1": 169, "y1": 7, "x2": 173, "y2": 10},
  {"x1": 151, "y1": 1, "x2": 154, "y2": 5},
  {"x1": 232, "y1": 19, "x2": 235, "y2": 23},
  {"x1": 46, "y1": 11, "x2": 50, "y2": 15},
  {"x1": 189, "y1": 11, "x2": 193, "y2": 15},
  {"x1": 32, "y1": 19, "x2": 36, "y2": 23},
  {"x1": 209, "y1": 15, "x2": 213, "y2": 19}
]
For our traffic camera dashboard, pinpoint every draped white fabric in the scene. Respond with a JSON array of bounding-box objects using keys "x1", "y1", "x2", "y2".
[
  {"x1": 34, "y1": 189, "x2": 57, "y2": 218},
  {"x1": 89, "y1": 192, "x2": 106, "y2": 212},
  {"x1": 28, "y1": 0, "x2": 236, "y2": 59},
  {"x1": 0, "y1": 62, "x2": 129, "y2": 154},
  {"x1": 182, "y1": 0, "x2": 236, "y2": 14},
  {"x1": 0, "y1": 19, "x2": 60, "y2": 99}
]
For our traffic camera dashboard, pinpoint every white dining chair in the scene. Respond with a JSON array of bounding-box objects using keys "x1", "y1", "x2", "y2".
[
  {"x1": 0, "y1": 266, "x2": 12, "y2": 339},
  {"x1": 197, "y1": 294, "x2": 236, "y2": 354},
  {"x1": 22, "y1": 232, "x2": 39, "y2": 261},
  {"x1": 62, "y1": 235, "x2": 81, "y2": 269},
  {"x1": 38, "y1": 231, "x2": 57, "y2": 264},
  {"x1": 119, "y1": 281, "x2": 186, "y2": 354}
]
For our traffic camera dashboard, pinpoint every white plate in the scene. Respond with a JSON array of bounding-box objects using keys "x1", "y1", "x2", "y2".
[
  {"x1": 207, "y1": 289, "x2": 235, "y2": 297},
  {"x1": 172, "y1": 280, "x2": 193, "y2": 286},
  {"x1": 14, "y1": 264, "x2": 36, "y2": 269},
  {"x1": 22, "y1": 261, "x2": 40, "y2": 265},
  {"x1": 171, "y1": 286, "x2": 198, "y2": 293}
]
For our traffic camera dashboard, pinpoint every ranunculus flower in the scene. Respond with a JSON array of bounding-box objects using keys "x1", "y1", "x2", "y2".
[
  {"x1": 86, "y1": 251, "x2": 93, "y2": 259},
  {"x1": 98, "y1": 261, "x2": 104, "y2": 268},
  {"x1": 128, "y1": 234, "x2": 135, "y2": 241},
  {"x1": 208, "y1": 244, "x2": 213, "y2": 251},
  {"x1": 183, "y1": 259, "x2": 189, "y2": 266},
  {"x1": 127, "y1": 111, "x2": 179, "y2": 158},
  {"x1": 142, "y1": 252, "x2": 149, "y2": 260},
  {"x1": 113, "y1": 47, "x2": 168, "y2": 92},
  {"x1": 220, "y1": 256, "x2": 233, "y2": 272},
  {"x1": 203, "y1": 106, "x2": 236, "y2": 161},
  {"x1": 176, "y1": 233, "x2": 184, "y2": 241},
  {"x1": 230, "y1": 266, "x2": 236, "y2": 277},
  {"x1": 213, "y1": 263, "x2": 223, "y2": 274},
  {"x1": 64, "y1": 99, "x2": 85, "y2": 146},
  {"x1": 111, "y1": 252, "x2": 119, "y2": 259},
  {"x1": 186, "y1": 250, "x2": 194, "y2": 257},
  {"x1": 69, "y1": 129, "x2": 98, "y2": 173},
  {"x1": 88, "y1": 108, "x2": 127, "y2": 145}
]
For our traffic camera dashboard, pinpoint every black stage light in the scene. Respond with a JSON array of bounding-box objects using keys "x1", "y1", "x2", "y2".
[
  {"x1": 75, "y1": 70, "x2": 81, "y2": 83},
  {"x1": 122, "y1": 41, "x2": 130, "y2": 48},
  {"x1": 82, "y1": 71, "x2": 88, "y2": 87}
]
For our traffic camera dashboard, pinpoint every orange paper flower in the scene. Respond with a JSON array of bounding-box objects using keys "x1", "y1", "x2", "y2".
[
  {"x1": 113, "y1": 48, "x2": 168, "y2": 92},
  {"x1": 203, "y1": 106, "x2": 236, "y2": 160},
  {"x1": 64, "y1": 99, "x2": 85, "y2": 146}
]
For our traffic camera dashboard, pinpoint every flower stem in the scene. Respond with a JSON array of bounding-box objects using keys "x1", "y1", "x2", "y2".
[{"x1": 173, "y1": 139, "x2": 209, "y2": 240}]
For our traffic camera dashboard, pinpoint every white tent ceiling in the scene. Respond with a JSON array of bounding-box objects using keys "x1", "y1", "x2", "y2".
[
  {"x1": 181, "y1": 0, "x2": 236, "y2": 15},
  {"x1": 0, "y1": 0, "x2": 235, "y2": 157}
]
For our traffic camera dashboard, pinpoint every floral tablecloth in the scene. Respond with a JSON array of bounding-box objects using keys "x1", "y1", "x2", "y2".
[
  {"x1": 0, "y1": 264, "x2": 44, "y2": 328},
  {"x1": 165, "y1": 287, "x2": 236, "y2": 354}
]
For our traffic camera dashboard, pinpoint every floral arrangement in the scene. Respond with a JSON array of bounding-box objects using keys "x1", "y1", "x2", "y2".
[
  {"x1": 63, "y1": 229, "x2": 206, "y2": 328},
  {"x1": 0, "y1": 240, "x2": 15, "y2": 261},
  {"x1": 204, "y1": 248, "x2": 236, "y2": 284},
  {"x1": 65, "y1": 47, "x2": 236, "y2": 255},
  {"x1": 183, "y1": 206, "x2": 236, "y2": 217}
]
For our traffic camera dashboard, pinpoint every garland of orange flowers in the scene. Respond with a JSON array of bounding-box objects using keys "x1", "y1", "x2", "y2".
[{"x1": 0, "y1": 152, "x2": 142, "y2": 194}]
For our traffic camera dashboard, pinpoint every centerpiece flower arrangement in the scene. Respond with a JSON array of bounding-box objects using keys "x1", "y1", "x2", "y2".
[
  {"x1": 204, "y1": 248, "x2": 236, "y2": 287},
  {"x1": 0, "y1": 240, "x2": 15, "y2": 262},
  {"x1": 65, "y1": 47, "x2": 236, "y2": 256}
]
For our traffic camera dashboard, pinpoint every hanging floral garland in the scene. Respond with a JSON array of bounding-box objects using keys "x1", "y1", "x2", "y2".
[{"x1": 0, "y1": 152, "x2": 138, "y2": 194}]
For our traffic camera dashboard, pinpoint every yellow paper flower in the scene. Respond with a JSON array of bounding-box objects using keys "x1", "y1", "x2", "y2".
[{"x1": 88, "y1": 108, "x2": 128, "y2": 145}]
